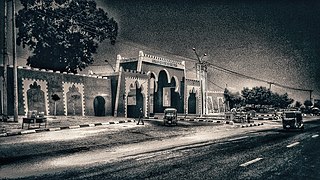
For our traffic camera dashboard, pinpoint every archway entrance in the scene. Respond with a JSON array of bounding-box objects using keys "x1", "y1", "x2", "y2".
[
  {"x1": 94, "y1": 96, "x2": 105, "y2": 116},
  {"x1": 27, "y1": 82, "x2": 46, "y2": 114},
  {"x1": 154, "y1": 70, "x2": 182, "y2": 113},
  {"x1": 188, "y1": 91, "x2": 197, "y2": 114},
  {"x1": 66, "y1": 85, "x2": 82, "y2": 116},
  {"x1": 127, "y1": 82, "x2": 144, "y2": 118}
]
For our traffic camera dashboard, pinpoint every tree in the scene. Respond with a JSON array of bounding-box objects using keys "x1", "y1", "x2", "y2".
[
  {"x1": 224, "y1": 88, "x2": 243, "y2": 109},
  {"x1": 276, "y1": 93, "x2": 294, "y2": 109},
  {"x1": 294, "y1": 101, "x2": 302, "y2": 108},
  {"x1": 16, "y1": 0, "x2": 118, "y2": 73},
  {"x1": 241, "y1": 86, "x2": 272, "y2": 106},
  {"x1": 303, "y1": 100, "x2": 313, "y2": 114},
  {"x1": 241, "y1": 86, "x2": 294, "y2": 109},
  {"x1": 51, "y1": 94, "x2": 60, "y2": 116},
  {"x1": 304, "y1": 100, "x2": 313, "y2": 107}
]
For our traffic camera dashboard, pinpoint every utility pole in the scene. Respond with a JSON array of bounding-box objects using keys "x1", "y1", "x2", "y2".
[
  {"x1": 1, "y1": 0, "x2": 8, "y2": 121},
  {"x1": 309, "y1": 90, "x2": 313, "y2": 102},
  {"x1": 268, "y1": 82, "x2": 273, "y2": 90},
  {"x1": 192, "y1": 48, "x2": 207, "y2": 117},
  {"x1": 12, "y1": 0, "x2": 18, "y2": 122}
]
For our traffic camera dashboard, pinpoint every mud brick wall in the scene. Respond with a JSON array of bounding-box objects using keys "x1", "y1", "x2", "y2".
[{"x1": 3, "y1": 66, "x2": 112, "y2": 116}]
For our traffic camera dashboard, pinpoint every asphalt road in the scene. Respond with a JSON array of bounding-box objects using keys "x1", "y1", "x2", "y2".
[{"x1": 1, "y1": 118, "x2": 320, "y2": 180}]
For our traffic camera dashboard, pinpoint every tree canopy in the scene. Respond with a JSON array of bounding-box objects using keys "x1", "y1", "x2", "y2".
[
  {"x1": 224, "y1": 86, "x2": 294, "y2": 110},
  {"x1": 16, "y1": 0, "x2": 118, "y2": 73},
  {"x1": 224, "y1": 88, "x2": 243, "y2": 109}
]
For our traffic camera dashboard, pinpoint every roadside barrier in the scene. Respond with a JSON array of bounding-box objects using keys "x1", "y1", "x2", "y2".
[
  {"x1": 241, "y1": 123, "x2": 264, "y2": 128},
  {"x1": 0, "y1": 119, "x2": 136, "y2": 138},
  {"x1": 253, "y1": 114, "x2": 276, "y2": 120}
]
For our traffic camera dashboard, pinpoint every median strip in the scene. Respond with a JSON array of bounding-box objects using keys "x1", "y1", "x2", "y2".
[
  {"x1": 240, "y1": 157, "x2": 263, "y2": 167},
  {"x1": 286, "y1": 142, "x2": 300, "y2": 148}
]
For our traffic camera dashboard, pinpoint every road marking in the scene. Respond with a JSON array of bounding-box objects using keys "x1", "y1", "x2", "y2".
[
  {"x1": 135, "y1": 154, "x2": 157, "y2": 161},
  {"x1": 228, "y1": 136, "x2": 249, "y2": 141},
  {"x1": 240, "y1": 158, "x2": 263, "y2": 167},
  {"x1": 286, "y1": 142, "x2": 300, "y2": 148},
  {"x1": 312, "y1": 134, "x2": 319, "y2": 138}
]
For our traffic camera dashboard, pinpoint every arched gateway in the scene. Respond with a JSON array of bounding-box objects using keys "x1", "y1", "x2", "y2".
[{"x1": 114, "y1": 51, "x2": 203, "y2": 117}]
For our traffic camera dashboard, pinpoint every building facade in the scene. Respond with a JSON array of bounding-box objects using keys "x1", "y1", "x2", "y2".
[
  {"x1": 113, "y1": 51, "x2": 202, "y2": 118},
  {"x1": 0, "y1": 66, "x2": 113, "y2": 117},
  {"x1": 1, "y1": 51, "x2": 224, "y2": 119}
]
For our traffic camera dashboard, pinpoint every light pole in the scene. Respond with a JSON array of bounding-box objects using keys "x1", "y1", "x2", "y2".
[
  {"x1": 12, "y1": 0, "x2": 18, "y2": 122},
  {"x1": 4, "y1": 0, "x2": 18, "y2": 121},
  {"x1": 192, "y1": 48, "x2": 207, "y2": 117}
]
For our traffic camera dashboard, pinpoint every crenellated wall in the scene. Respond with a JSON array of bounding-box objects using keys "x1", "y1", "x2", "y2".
[{"x1": 1, "y1": 66, "x2": 112, "y2": 116}]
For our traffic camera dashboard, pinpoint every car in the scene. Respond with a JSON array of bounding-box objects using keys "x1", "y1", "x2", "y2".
[
  {"x1": 282, "y1": 111, "x2": 304, "y2": 130},
  {"x1": 163, "y1": 108, "x2": 178, "y2": 126}
]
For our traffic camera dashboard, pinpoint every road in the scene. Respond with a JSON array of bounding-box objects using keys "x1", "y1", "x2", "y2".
[{"x1": 1, "y1": 118, "x2": 320, "y2": 179}]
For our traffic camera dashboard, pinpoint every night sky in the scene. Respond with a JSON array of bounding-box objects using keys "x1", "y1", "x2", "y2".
[{"x1": 14, "y1": 0, "x2": 320, "y2": 103}]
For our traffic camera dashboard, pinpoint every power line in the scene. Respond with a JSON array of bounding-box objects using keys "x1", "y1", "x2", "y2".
[
  {"x1": 206, "y1": 78, "x2": 225, "y2": 90},
  {"x1": 203, "y1": 61, "x2": 312, "y2": 92}
]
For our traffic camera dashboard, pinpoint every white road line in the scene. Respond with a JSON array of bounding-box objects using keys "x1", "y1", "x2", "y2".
[
  {"x1": 312, "y1": 134, "x2": 319, "y2": 138},
  {"x1": 286, "y1": 142, "x2": 300, "y2": 148},
  {"x1": 135, "y1": 154, "x2": 157, "y2": 161},
  {"x1": 228, "y1": 136, "x2": 249, "y2": 141},
  {"x1": 240, "y1": 158, "x2": 263, "y2": 167}
]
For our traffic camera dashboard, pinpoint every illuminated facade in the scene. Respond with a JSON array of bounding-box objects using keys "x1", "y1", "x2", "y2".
[{"x1": 113, "y1": 51, "x2": 202, "y2": 118}]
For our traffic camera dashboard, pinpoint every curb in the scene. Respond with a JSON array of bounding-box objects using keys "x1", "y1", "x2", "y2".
[
  {"x1": 1, "y1": 119, "x2": 136, "y2": 138},
  {"x1": 253, "y1": 117, "x2": 275, "y2": 120},
  {"x1": 179, "y1": 118, "x2": 226, "y2": 124},
  {"x1": 241, "y1": 123, "x2": 264, "y2": 128}
]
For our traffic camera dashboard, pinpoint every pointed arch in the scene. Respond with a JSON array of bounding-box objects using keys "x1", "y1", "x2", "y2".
[
  {"x1": 158, "y1": 69, "x2": 171, "y2": 84},
  {"x1": 190, "y1": 87, "x2": 198, "y2": 94},
  {"x1": 171, "y1": 76, "x2": 180, "y2": 93},
  {"x1": 148, "y1": 71, "x2": 158, "y2": 82},
  {"x1": 135, "y1": 80, "x2": 141, "y2": 89}
]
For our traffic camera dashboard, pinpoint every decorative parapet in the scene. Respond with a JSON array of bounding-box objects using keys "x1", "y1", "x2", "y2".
[
  {"x1": 15, "y1": 66, "x2": 113, "y2": 80},
  {"x1": 207, "y1": 90, "x2": 224, "y2": 94},
  {"x1": 118, "y1": 56, "x2": 138, "y2": 63},
  {"x1": 139, "y1": 51, "x2": 185, "y2": 70},
  {"x1": 117, "y1": 51, "x2": 186, "y2": 70},
  {"x1": 185, "y1": 78, "x2": 200, "y2": 86},
  {"x1": 124, "y1": 68, "x2": 147, "y2": 75}
]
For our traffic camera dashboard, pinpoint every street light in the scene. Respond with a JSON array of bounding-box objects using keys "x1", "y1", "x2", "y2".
[{"x1": 192, "y1": 48, "x2": 207, "y2": 117}]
